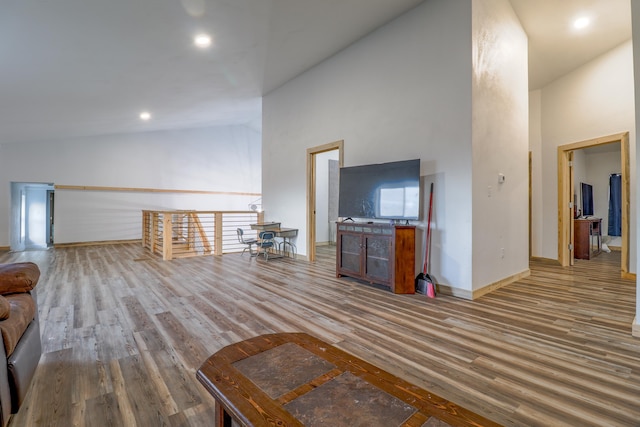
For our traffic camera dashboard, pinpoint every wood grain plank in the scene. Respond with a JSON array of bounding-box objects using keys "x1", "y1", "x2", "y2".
[
  {"x1": 84, "y1": 392, "x2": 125, "y2": 427},
  {"x1": 117, "y1": 354, "x2": 170, "y2": 425},
  {"x1": 3, "y1": 244, "x2": 639, "y2": 426}
]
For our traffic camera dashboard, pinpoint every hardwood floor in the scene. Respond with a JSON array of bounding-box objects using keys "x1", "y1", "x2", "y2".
[{"x1": 1, "y1": 244, "x2": 638, "y2": 426}]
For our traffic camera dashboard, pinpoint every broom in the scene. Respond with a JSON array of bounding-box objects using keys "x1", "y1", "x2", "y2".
[{"x1": 416, "y1": 183, "x2": 436, "y2": 297}]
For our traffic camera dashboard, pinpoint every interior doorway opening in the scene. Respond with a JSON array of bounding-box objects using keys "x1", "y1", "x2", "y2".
[
  {"x1": 315, "y1": 151, "x2": 340, "y2": 247},
  {"x1": 557, "y1": 132, "x2": 630, "y2": 276},
  {"x1": 306, "y1": 141, "x2": 343, "y2": 262},
  {"x1": 10, "y1": 182, "x2": 55, "y2": 251}
]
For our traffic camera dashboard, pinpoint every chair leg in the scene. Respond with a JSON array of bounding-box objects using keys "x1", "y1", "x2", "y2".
[{"x1": 241, "y1": 243, "x2": 256, "y2": 257}]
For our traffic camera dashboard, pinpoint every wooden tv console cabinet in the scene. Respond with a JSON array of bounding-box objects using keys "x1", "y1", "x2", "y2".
[{"x1": 336, "y1": 222, "x2": 415, "y2": 294}]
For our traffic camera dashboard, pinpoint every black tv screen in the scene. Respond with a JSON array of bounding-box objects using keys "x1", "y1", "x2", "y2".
[
  {"x1": 338, "y1": 159, "x2": 420, "y2": 220},
  {"x1": 581, "y1": 182, "x2": 593, "y2": 216}
]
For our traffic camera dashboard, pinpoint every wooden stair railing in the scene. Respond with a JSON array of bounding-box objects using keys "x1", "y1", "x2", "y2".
[
  {"x1": 189, "y1": 213, "x2": 212, "y2": 255},
  {"x1": 142, "y1": 210, "x2": 263, "y2": 260}
]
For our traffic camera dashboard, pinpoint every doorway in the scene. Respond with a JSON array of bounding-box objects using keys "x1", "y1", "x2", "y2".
[
  {"x1": 306, "y1": 141, "x2": 343, "y2": 262},
  {"x1": 315, "y1": 151, "x2": 340, "y2": 247},
  {"x1": 10, "y1": 182, "x2": 55, "y2": 251},
  {"x1": 557, "y1": 132, "x2": 630, "y2": 275}
]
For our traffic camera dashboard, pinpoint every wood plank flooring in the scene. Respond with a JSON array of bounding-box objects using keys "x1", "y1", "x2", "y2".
[{"x1": 1, "y1": 244, "x2": 638, "y2": 426}]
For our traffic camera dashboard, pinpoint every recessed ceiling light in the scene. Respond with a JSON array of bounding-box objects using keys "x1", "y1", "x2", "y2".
[
  {"x1": 194, "y1": 33, "x2": 212, "y2": 48},
  {"x1": 139, "y1": 111, "x2": 151, "y2": 121},
  {"x1": 573, "y1": 16, "x2": 590, "y2": 30}
]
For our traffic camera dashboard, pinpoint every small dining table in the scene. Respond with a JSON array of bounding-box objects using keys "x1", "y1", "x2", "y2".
[{"x1": 250, "y1": 223, "x2": 298, "y2": 258}]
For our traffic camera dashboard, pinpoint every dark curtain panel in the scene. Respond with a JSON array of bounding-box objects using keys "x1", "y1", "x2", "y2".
[{"x1": 608, "y1": 174, "x2": 622, "y2": 236}]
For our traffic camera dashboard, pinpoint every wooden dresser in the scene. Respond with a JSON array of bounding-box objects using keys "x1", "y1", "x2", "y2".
[
  {"x1": 336, "y1": 222, "x2": 415, "y2": 294},
  {"x1": 574, "y1": 218, "x2": 602, "y2": 260}
]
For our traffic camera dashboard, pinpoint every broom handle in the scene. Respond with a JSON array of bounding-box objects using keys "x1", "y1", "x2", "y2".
[{"x1": 424, "y1": 183, "x2": 434, "y2": 274}]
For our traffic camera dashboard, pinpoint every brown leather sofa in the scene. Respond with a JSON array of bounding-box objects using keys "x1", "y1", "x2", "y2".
[{"x1": 0, "y1": 263, "x2": 42, "y2": 427}]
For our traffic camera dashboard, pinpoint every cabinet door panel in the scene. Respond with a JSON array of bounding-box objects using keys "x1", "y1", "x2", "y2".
[
  {"x1": 338, "y1": 233, "x2": 362, "y2": 275},
  {"x1": 364, "y1": 236, "x2": 391, "y2": 284}
]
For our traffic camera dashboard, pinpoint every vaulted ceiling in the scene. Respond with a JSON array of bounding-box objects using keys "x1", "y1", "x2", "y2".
[{"x1": 0, "y1": 0, "x2": 632, "y2": 145}]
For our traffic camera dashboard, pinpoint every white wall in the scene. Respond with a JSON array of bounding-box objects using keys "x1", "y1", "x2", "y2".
[
  {"x1": 264, "y1": 0, "x2": 528, "y2": 294},
  {"x1": 536, "y1": 40, "x2": 636, "y2": 274},
  {"x1": 471, "y1": 0, "x2": 529, "y2": 290},
  {"x1": 631, "y1": 0, "x2": 640, "y2": 327},
  {"x1": 530, "y1": 90, "x2": 543, "y2": 256},
  {"x1": 264, "y1": 0, "x2": 474, "y2": 290},
  {"x1": 0, "y1": 125, "x2": 261, "y2": 245},
  {"x1": 573, "y1": 149, "x2": 588, "y2": 214}
]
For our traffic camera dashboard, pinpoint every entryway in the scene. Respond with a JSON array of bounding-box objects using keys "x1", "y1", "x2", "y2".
[
  {"x1": 306, "y1": 141, "x2": 343, "y2": 262},
  {"x1": 10, "y1": 182, "x2": 55, "y2": 251},
  {"x1": 557, "y1": 132, "x2": 630, "y2": 276}
]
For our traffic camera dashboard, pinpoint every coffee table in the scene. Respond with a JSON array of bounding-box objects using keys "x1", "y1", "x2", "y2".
[{"x1": 196, "y1": 333, "x2": 501, "y2": 427}]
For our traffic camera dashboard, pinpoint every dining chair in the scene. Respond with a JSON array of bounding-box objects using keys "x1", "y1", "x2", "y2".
[
  {"x1": 237, "y1": 228, "x2": 258, "y2": 256},
  {"x1": 255, "y1": 231, "x2": 276, "y2": 261}
]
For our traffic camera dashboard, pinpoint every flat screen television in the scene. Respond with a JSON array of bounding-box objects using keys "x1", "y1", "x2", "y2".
[
  {"x1": 581, "y1": 182, "x2": 594, "y2": 216},
  {"x1": 338, "y1": 159, "x2": 420, "y2": 220}
]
